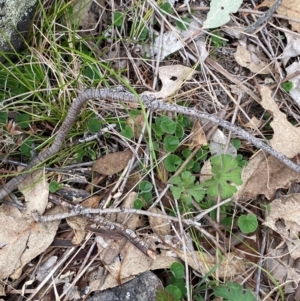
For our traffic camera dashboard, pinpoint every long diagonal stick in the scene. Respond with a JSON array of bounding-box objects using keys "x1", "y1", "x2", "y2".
[{"x1": 1, "y1": 87, "x2": 300, "y2": 208}]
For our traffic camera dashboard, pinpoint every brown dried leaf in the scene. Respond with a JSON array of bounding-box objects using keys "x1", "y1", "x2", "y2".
[
  {"x1": 189, "y1": 120, "x2": 207, "y2": 149},
  {"x1": 127, "y1": 113, "x2": 146, "y2": 139},
  {"x1": 264, "y1": 245, "x2": 300, "y2": 294},
  {"x1": 260, "y1": 85, "x2": 300, "y2": 158},
  {"x1": 67, "y1": 195, "x2": 101, "y2": 244},
  {"x1": 92, "y1": 149, "x2": 133, "y2": 175},
  {"x1": 234, "y1": 42, "x2": 271, "y2": 74},
  {"x1": 0, "y1": 171, "x2": 59, "y2": 279},
  {"x1": 263, "y1": 194, "x2": 300, "y2": 259},
  {"x1": 148, "y1": 207, "x2": 171, "y2": 237},
  {"x1": 237, "y1": 153, "x2": 300, "y2": 201},
  {"x1": 142, "y1": 65, "x2": 197, "y2": 99},
  {"x1": 0, "y1": 206, "x2": 61, "y2": 279},
  {"x1": 238, "y1": 115, "x2": 262, "y2": 130},
  {"x1": 91, "y1": 237, "x2": 177, "y2": 291},
  {"x1": 174, "y1": 249, "x2": 245, "y2": 278},
  {"x1": 257, "y1": 0, "x2": 300, "y2": 32}
]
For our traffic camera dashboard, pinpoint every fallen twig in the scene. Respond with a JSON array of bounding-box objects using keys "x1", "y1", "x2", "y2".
[{"x1": 1, "y1": 86, "x2": 300, "y2": 208}]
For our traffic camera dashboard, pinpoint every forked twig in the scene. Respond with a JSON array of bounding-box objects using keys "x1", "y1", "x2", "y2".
[{"x1": 1, "y1": 86, "x2": 300, "y2": 208}]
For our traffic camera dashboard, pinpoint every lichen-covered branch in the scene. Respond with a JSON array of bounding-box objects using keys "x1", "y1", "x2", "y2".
[{"x1": 1, "y1": 86, "x2": 300, "y2": 208}]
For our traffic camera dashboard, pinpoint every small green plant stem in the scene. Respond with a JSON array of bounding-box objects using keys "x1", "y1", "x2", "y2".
[{"x1": 1, "y1": 87, "x2": 300, "y2": 208}]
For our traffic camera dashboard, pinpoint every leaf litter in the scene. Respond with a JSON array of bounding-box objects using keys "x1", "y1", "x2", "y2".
[{"x1": 3, "y1": 0, "x2": 300, "y2": 299}]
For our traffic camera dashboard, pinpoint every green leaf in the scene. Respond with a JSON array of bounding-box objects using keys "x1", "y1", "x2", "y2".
[
  {"x1": 49, "y1": 180, "x2": 63, "y2": 193},
  {"x1": 170, "y1": 262, "x2": 185, "y2": 279},
  {"x1": 174, "y1": 124, "x2": 184, "y2": 138},
  {"x1": 87, "y1": 117, "x2": 101, "y2": 133},
  {"x1": 213, "y1": 281, "x2": 256, "y2": 301},
  {"x1": 164, "y1": 135, "x2": 179, "y2": 152},
  {"x1": 164, "y1": 154, "x2": 182, "y2": 172},
  {"x1": 113, "y1": 12, "x2": 124, "y2": 27},
  {"x1": 170, "y1": 171, "x2": 205, "y2": 204},
  {"x1": 120, "y1": 125, "x2": 134, "y2": 139},
  {"x1": 134, "y1": 198, "x2": 144, "y2": 209},
  {"x1": 161, "y1": 117, "x2": 176, "y2": 134},
  {"x1": 16, "y1": 113, "x2": 30, "y2": 129},
  {"x1": 282, "y1": 81, "x2": 293, "y2": 92},
  {"x1": 176, "y1": 17, "x2": 191, "y2": 30},
  {"x1": 211, "y1": 32, "x2": 227, "y2": 48},
  {"x1": 139, "y1": 191, "x2": 153, "y2": 203},
  {"x1": 159, "y1": 2, "x2": 173, "y2": 14},
  {"x1": 170, "y1": 276, "x2": 187, "y2": 297},
  {"x1": 20, "y1": 137, "x2": 35, "y2": 157},
  {"x1": 205, "y1": 154, "x2": 243, "y2": 199},
  {"x1": 166, "y1": 285, "x2": 182, "y2": 300},
  {"x1": 138, "y1": 181, "x2": 153, "y2": 192},
  {"x1": 156, "y1": 288, "x2": 177, "y2": 301},
  {"x1": 152, "y1": 123, "x2": 164, "y2": 139},
  {"x1": 231, "y1": 138, "x2": 241, "y2": 149},
  {"x1": 238, "y1": 214, "x2": 258, "y2": 234},
  {"x1": 0, "y1": 112, "x2": 7, "y2": 124},
  {"x1": 203, "y1": 0, "x2": 243, "y2": 29}
]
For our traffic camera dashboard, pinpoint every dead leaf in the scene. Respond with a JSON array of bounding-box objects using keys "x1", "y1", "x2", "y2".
[
  {"x1": 127, "y1": 113, "x2": 146, "y2": 139},
  {"x1": 174, "y1": 249, "x2": 245, "y2": 278},
  {"x1": 71, "y1": 0, "x2": 101, "y2": 33},
  {"x1": 264, "y1": 245, "x2": 300, "y2": 294},
  {"x1": 282, "y1": 32, "x2": 300, "y2": 65},
  {"x1": 0, "y1": 206, "x2": 61, "y2": 279},
  {"x1": 150, "y1": 20, "x2": 206, "y2": 61},
  {"x1": 236, "y1": 152, "x2": 300, "y2": 201},
  {"x1": 18, "y1": 170, "x2": 49, "y2": 219},
  {"x1": 92, "y1": 149, "x2": 133, "y2": 175},
  {"x1": 0, "y1": 171, "x2": 60, "y2": 279},
  {"x1": 148, "y1": 207, "x2": 171, "y2": 237},
  {"x1": 142, "y1": 65, "x2": 197, "y2": 99},
  {"x1": 238, "y1": 115, "x2": 262, "y2": 130},
  {"x1": 285, "y1": 61, "x2": 300, "y2": 107},
  {"x1": 263, "y1": 194, "x2": 300, "y2": 259},
  {"x1": 67, "y1": 195, "x2": 101, "y2": 244},
  {"x1": 260, "y1": 85, "x2": 300, "y2": 158},
  {"x1": 189, "y1": 120, "x2": 207, "y2": 149},
  {"x1": 117, "y1": 192, "x2": 143, "y2": 229},
  {"x1": 209, "y1": 129, "x2": 237, "y2": 156},
  {"x1": 257, "y1": 0, "x2": 300, "y2": 32},
  {"x1": 234, "y1": 41, "x2": 271, "y2": 74}
]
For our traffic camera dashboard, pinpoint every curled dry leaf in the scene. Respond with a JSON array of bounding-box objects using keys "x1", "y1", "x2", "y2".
[
  {"x1": 285, "y1": 61, "x2": 300, "y2": 107},
  {"x1": 127, "y1": 113, "x2": 146, "y2": 139},
  {"x1": 92, "y1": 149, "x2": 133, "y2": 175},
  {"x1": 263, "y1": 194, "x2": 300, "y2": 259},
  {"x1": 234, "y1": 41, "x2": 271, "y2": 74},
  {"x1": 90, "y1": 236, "x2": 178, "y2": 291},
  {"x1": 0, "y1": 206, "x2": 61, "y2": 279},
  {"x1": 174, "y1": 249, "x2": 245, "y2": 278},
  {"x1": 189, "y1": 120, "x2": 207, "y2": 149},
  {"x1": 238, "y1": 115, "x2": 262, "y2": 130},
  {"x1": 0, "y1": 170, "x2": 61, "y2": 280},
  {"x1": 282, "y1": 32, "x2": 300, "y2": 65},
  {"x1": 260, "y1": 85, "x2": 300, "y2": 158},
  {"x1": 264, "y1": 245, "x2": 300, "y2": 294},
  {"x1": 142, "y1": 65, "x2": 197, "y2": 99},
  {"x1": 151, "y1": 20, "x2": 207, "y2": 61},
  {"x1": 148, "y1": 207, "x2": 171, "y2": 237},
  {"x1": 256, "y1": 0, "x2": 300, "y2": 32},
  {"x1": 236, "y1": 152, "x2": 300, "y2": 201},
  {"x1": 67, "y1": 195, "x2": 102, "y2": 244}
]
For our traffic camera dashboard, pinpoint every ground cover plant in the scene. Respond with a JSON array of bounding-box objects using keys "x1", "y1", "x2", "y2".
[{"x1": 1, "y1": 0, "x2": 300, "y2": 300}]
